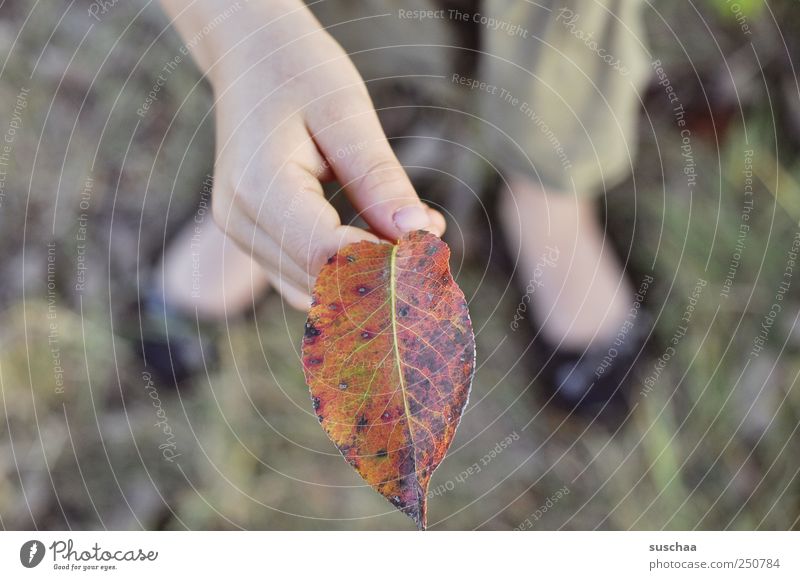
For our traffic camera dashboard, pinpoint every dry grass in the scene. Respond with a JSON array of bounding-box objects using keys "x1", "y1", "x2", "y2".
[{"x1": 1, "y1": 0, "x2": 799, "y2": 530}]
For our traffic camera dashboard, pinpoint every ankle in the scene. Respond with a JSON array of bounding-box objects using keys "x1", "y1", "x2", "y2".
[{"x1": 500, "y1": 177, "x2": 633, "y2": 349}]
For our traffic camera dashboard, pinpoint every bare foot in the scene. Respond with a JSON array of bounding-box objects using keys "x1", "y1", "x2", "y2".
[
  {"x1": 157, "y1": 217, "x2": 271, "y2": 320},
  {"x1": 499, "y1": 175, "x2": 633, "y2": 349}
]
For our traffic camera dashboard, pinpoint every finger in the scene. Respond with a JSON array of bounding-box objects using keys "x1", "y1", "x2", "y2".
[
  {"x1": 305, "y1": 89, "x2": 439, "y2": 241},
  {"x1": 263, "y1": 268, "x2": 313, "y2": 311},
  {"x1": 425, "y1": 205, "x2": 446, "y2": 236},
  {"x1": 215, "y1": 204, "x2": 316, "y2": 295},
  {"x1": 215, "y1": 205, "x2": 314, "y2": 311},
  {"x1": 257, "y1": 225, "x2": 381, "y2": 311},
  {"x1": 243, "y1": 222, "x2": 321, "y2": 293},
  {"x1": 230, "y1": 164, "x2": 380, "y2": 278}
]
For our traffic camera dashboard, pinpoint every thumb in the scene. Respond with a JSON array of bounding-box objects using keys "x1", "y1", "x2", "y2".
[{"x1": 307, "y1": 95, "x2": 444, "y2": 241}]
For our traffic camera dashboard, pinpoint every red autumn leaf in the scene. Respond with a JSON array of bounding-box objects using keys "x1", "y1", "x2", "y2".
[{"x1": 302, "y1": 230, "x2": 475, "y2": 529}]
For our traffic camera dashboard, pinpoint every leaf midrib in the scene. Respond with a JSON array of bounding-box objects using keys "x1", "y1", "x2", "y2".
[{"x1": 389, "y1": 244, "x2": 420, "y2": 497}]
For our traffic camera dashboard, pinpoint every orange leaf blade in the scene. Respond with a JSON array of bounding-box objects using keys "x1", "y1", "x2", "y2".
[{"x1": 302, "y1": 231, "x2": 475, "y2": 529}]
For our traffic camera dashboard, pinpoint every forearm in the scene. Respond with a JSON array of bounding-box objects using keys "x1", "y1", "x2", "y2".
[{"x1": 158, "y1": 0, "x2": 320, "y2": 87}]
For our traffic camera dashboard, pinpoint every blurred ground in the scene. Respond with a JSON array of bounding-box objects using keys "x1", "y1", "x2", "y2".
[{"x1": 1, "y1": 0, "x2": 800, "y2": 530}]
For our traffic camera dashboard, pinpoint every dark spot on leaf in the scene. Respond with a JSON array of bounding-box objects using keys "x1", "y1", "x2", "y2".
[
  {"x1": 398, "y1": 306, "x2": 409, "y2": 317},
  {"x1": 425, "y1": 244, "x2": 438, "y2": 256},
  {"x1": 376, "y1": 449, "x2": 388, "y2": 458},
  {"x1": 329, "y1": 303, "x2": 339, "y2": 311},
  {"x1": 361, "y1": 331, "x2": 371, "y2": 340},
  {"x1": 338, "y1": 381, "x2": 348, "y2": 390},
  {"x1": 304, "y1": 322, "x2": 321, "y2": 338},
  {"x1": 312, "y1": 397, "x2": 321, "y2": 411},
  {"x1": 357, "y1": 415, "x2": 368, "y2": 430},
  {"x1": 346, "y1": 255, "x2": 356, "y2": 263},
  {"x1": 357, "y1": 286, "x2": 368, "y2": 295},
  {"x1": 327, "y1": 255, "x2": 335, "y2": 264},
  {"x1": 307, "y1": 357, "x2": 322, "y2": 366},
  {"x1": 317, "y1": 414, "x2": 324, "y2": 423}
]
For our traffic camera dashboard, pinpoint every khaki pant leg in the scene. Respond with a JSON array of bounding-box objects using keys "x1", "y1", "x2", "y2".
[
  {"x1": 476, "y1": 0, "x2": 650, "y2": 195},
  {"x1": 306, "y1": 0, "x2": 460, "y2": 99}
]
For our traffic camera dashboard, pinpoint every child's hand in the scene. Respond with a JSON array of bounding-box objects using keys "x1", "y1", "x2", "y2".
[{"x1": 162, "y1": 0, "x2": 445, "y2": 309}]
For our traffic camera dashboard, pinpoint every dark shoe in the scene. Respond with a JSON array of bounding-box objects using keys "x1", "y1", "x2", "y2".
[
  {"x1": 486, "y1": 182, "x2": 652, "y2": 423},
  {"x1": 535, "y1": 312, "x2": 652, "y2": 423},
  {"x1": 131, "y1": 284, "x2": 219, "y2": 388}
]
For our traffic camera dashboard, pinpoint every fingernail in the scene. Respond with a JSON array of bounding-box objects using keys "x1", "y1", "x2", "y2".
[{"x1": 393, "y1": 205, "x2": 430, "y2": 233}]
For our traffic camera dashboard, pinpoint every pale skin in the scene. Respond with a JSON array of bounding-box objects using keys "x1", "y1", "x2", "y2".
[
  {"x1": 158, "y1": 0, "x2": 632, "y2": 347},
  {"x1": 159, "y1": 0, "x2": 444, "y2": 311}
]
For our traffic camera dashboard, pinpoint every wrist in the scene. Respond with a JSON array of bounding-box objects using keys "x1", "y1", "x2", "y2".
[{"x1": 160, "y1": 0, "x2": 320, "y2": 90}]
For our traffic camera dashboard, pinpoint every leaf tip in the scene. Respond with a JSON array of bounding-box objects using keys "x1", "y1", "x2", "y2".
[
  {"x1": 404, "y1": 501, "x2": 427, "y2": 531},
  {"x1": 408, "y1": 484, "x2": 428, "y2": 531},
  {"x1": 388, "y1": 486, "x2": 427, "y2": 530}
]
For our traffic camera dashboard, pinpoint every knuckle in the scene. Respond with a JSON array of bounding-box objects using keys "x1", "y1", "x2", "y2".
[{"x1": 314, "y1": 91, "x2": 371, "y2": 127}]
